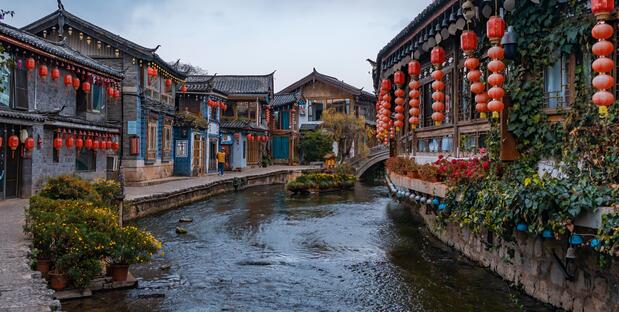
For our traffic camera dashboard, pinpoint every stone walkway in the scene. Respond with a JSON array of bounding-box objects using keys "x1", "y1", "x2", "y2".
[
  {"x1": 0, "y1": 199, "x2": 60, "y2": 312},
  {"x1": 124, "y1": 165, "x2": 318, "y2": 201}
]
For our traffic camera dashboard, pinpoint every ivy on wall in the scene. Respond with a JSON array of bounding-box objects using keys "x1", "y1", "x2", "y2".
[{"x1": 438, "y1": 0, "x2": 618, "y2": 264}]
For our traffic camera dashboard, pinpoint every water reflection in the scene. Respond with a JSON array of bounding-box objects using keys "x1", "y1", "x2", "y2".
[{"x1": 63, "y1": 183, "x2": 551, "y2": 312}]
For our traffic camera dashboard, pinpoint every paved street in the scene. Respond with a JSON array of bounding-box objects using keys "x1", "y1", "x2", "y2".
[
  {"x1": 124, "y1": 165, "x2": 319, "y2": 201},
  {"x1": 0, "y1": 199, "x2": 59, "y2": 312}
]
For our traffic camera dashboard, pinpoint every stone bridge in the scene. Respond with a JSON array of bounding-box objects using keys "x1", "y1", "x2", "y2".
[{"x1": 348, "y1": 145, "x2": 389, "y2": 178}]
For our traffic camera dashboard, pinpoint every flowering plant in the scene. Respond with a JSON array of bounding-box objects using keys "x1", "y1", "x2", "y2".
[{"x1": 108, "y1": 226, "x2": 162, "y2": 265}]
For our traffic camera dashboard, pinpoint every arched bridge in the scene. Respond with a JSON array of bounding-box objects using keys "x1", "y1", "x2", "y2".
[{"x1": 348, "y1": 146, "x2": 389, "y2": 178}]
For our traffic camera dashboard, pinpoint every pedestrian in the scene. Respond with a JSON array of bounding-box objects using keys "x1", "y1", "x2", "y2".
[{"x1": 217, "y1": 148, "x2": 226, "y2": 176}]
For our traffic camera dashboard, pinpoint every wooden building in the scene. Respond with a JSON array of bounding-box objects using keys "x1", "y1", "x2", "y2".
[
  {"x1": 279, "y1": 68, "x2": 376, "y2": 159},
  {"x1": 188, "y1": 74, "x2": 273, "y2": 170},
  {"x1": 23, "y1": 6, "x2": 187, "y2": 183},
  {"x1": 270, "y1": 92, "x2": 301, "y2": 164},
  {"x1": 0, "y1": 21, "x2": 123, "y2": 198}
]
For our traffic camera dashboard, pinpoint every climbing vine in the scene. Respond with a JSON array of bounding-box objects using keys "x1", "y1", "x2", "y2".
[{"x1": 438, "y1": 0, "x2": 618, "y2": 265}]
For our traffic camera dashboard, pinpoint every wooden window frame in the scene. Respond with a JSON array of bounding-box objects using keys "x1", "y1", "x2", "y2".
[
  {"x1": 146, "y1": 117, "x2": 158, "y2": 161},
  {"x1": 543, "y1": 54, "x2": 574, "y2": 114},
  {"x1": 161, "y1": 120, "x2": 173, "y2": 161}
]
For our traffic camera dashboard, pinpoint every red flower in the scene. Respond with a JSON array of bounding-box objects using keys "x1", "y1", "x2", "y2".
[
  {"x1": 482, "y1": 161, "x2": 490, "y2": 170},
  {"x1": 479, "y1": 147, "x2": 487, "y2": 154},
  {"x1": 438, "y1": 154, "x2": 444, "y2": 159}
]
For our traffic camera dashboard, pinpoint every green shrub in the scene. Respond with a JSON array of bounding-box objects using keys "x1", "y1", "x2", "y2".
[
  {"x1": 300, "y1": 130, "x2": 332, "y2": 162},
  {"x1": 38, "y1": 175, "x2": 101, "y2": 203},
  {"x1": 91, "y1": 178, "x2": 122, "y2": 209}
]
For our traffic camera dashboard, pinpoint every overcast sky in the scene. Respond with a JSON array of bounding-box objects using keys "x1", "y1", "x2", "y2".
[{"x1": 3, "y1": 0, "x2": 432, "y2": 92}]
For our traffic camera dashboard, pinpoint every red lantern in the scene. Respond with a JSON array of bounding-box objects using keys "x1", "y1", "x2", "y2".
[
  {"x1": 82, "y1": 82, "x2": 91, "y2": 94},
  {"x1": 592, "y1": 40, "x2": 614, "y2": 57},
  {"x1": 25, "y1": 58, "x2": 36, "y2": 72},
  {"x1": 85, "y1": 137, "x2": 93, "y2": 150},
  {"x1": 247, "y1": 134, "x2": 253, "y2": 141},
  {"x1": 592, "y1": 74, "x2": 615, "y2": 90},
  {"x1": 487, "y1": 46, "x2": 505, "y2": 60},
  {"x1": 470, "y1": 82, "x2": 485, "y2": 94},
  {"x1": 592, "y1": 0, "x2": 615, "y2": 19},
  {"x1": 112, "y1": 141, "x2": 120, "y2": 152},
  {"x1": 76, "y1": 136, "x2": 84, "y2": 150},
  {"x1": 460, "y1": 31, "x2": 478, "y2": 54},
  {"x1": 8, "y1": 134, "x2": 19, "y2": 158},
  {"x1": 408, "y1": 60, "x2": 421, "y2": 77},
  {"x1": 54, "y1": 134, "x2": 63, "y2": 151},
  {"x1": 51, "y1": 68, "x2": 60, "y2": 80},
  {"x1": 464, "y1": 58, "x2": 480, "y2": 70},
  {"x1": 486, "y1": 16, "x2": 506, "y2": 43},
  {"x1": 24, "y1": 137, "x2": 35, "y2": 152},
  {"x1": 466, "y1": 70, "x2": 482, "y2": 82},
  {"x1": 93, "y1": 139, "x2": 100, "y2": 150},
  {"x1": 165, "y1": 79, "x2": 172, "y2": 89},
  {"x1": 66, "y1": 135, "x2": 74, "y2": 149},
  {"x1": 64, "y1": 75, "x2": 73, "y2": 87},
  {"x1": 114, "y1": 89, "x2": 121, "y2": 98},
  {"x1": 380, "y1": 79, "x2": 391, "y2": 91},
  {"x1": 592, "y1": 22, "x2": 614, "y2": 40},
  {"x1": 393, "y1": 70, "x2": 405, "y2": 86},
  {"x1": 107, "y1": 87, "x2": 115, "y2": 97},
  {"x1": 38, "y1": 65, "x2": 48, "y2": 78},
  {"x1": 73, "y1": 77, "x2": 80, "y2": 90},
  {"x1": 147, "y1": 67, "x2": 155, "y2": 77},
  {"x1": 180, "y1": 85, "x2": 188, "y2": 93},
  {"x1": 431, "y1": 46, "x2": 446, "y2": 66}
]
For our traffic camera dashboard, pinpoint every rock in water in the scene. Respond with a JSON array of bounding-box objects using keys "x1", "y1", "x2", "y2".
[
  {"x1": 175, "y1": 227, "x2": 188, "y2": 234},
  {"x1": 159, "y1": 264, "x2": 171, "y2": 270},
  {"x1": 179, "y1": 217, "x2": 193, "y2": 223}
]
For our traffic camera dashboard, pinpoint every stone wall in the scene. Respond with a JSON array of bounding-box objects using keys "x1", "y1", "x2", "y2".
[{"x1": 402, "y1": 200, "x2": 619, "y2": 312}]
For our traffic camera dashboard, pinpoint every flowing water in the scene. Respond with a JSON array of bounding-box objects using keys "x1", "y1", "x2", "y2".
[{"x1": 63, "y1": 183, "x2": 552, "y2": 312}]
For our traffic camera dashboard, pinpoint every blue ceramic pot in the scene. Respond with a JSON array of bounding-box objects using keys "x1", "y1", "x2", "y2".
[
  {"x1": 542, "y1": 229, "x2": 553, "y2": 238},
  {"x1": 569, "y1": 234, "x2": 583, "y2": 245},
  {"x1": 516, "y1": 223, "x2": 528, "y2": 232}
]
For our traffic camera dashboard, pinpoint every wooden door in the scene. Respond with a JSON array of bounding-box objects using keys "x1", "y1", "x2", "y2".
[{"x1": 222, "y1": 145, "x2": 231, "y2": 170}]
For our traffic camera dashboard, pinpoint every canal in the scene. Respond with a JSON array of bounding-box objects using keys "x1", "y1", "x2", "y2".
[{"x1": 64, "y1": 183, "x2": 551, "y2": 312}]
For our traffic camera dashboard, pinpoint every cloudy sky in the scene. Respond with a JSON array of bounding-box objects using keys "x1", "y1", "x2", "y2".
[{"x1": 4, "y1": 0, "x2": 432, "y2": 92}]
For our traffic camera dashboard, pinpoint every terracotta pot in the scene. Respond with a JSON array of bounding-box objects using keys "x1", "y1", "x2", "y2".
[
  {"x1": 48, "y1": 272, "x2": 69, "y2": 290},
  {"x1": 110, "y1": 264, "x2": 130, "y2": 282},
  {"x1": 35, "y1": 259, "x2": 51, "y2": 277}
]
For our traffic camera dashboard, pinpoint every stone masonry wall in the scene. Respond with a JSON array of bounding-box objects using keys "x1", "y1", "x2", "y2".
[{"x1": 404, "y1": 201, "x2": 619, "y2": 312}]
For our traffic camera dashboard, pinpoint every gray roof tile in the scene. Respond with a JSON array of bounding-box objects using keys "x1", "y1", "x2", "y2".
[{"x1": 186, "y1": 74, "x2": 274, "y2": 95}]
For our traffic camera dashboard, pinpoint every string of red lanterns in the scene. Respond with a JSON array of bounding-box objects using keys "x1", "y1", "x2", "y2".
[
  {"x1": 591, "y1": 0, "x2": 615, "y2": 117},
  {"x1": 380, "y1": 79, "x2": 393, "y2": 145},
  {"x1": 52, "y1": 128, "x2": 120, "y2": 153},
  {"x1": 408, "y1": 60, "x2": 421, "y2": 129},
  {"x1": 461, "y1": 30, "x2": 489, "y2": 119},
  {"x1": 393, "y1": 70, "x2": 406, "y2": 131},
  {"x1": 430, "y1": 46, "x2": 446, "y2": 126},
  {"x1": 486, "y1": 15, "x2": 506, "y2": 119}
]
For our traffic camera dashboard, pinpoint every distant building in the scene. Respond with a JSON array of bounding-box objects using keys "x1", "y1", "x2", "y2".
[
  {"x1": 270, "y1": 92, "x2": 302, "y2": 164},
  {"x1": 0, "y1": 21, "x2": 123, "y2": 198},
  {"x1": 278, "y1": 68, "x2": 377, "y2": 160},
  {"x1": 23, "y1": 7, "x2": 187, "y2": 183},
  {"x1": 188, "y1": 74, "x2": 273, "y2": 170}
]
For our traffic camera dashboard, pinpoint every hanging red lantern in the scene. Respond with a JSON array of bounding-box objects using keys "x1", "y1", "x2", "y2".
[
  {"x1": 393, "y1": 70, "x2": 405, "y2": 86},
  {"x1": 408, "y1": 60, "x2": 420, "y2": 77},
  {"x1": 85, "y1": 137, "x2": 93, "y2": 150},
  {"x1": 25, "y1": 58, "x2": 36, "y2": 72},
  {"x1": 486, "y1": 16, "x2": 506, "y2": 43},
  {"x1": 24, "y1": 137, "x2": 35, "y2": 152},
  {"x1": 114, "y1": 88, "x2": 121, "y2": 98},
  {"x1": 460, "y1": 31, "x2": 478, "y2": 54},
  {"x1": 38, "y1": 65, "x2": 48, "y2": 79},
  {"x1": 64, "y1": 75, "x2": 73, "y2": 87},
  {"x1": 51, "y1": 68, "x2": 60, "y2": 80},
  {"x1": 73, "y1": 77, "x2": 80, "y2": 91},
  {"x1": 53, "y1": 133, "x2": 63, "y2": 151},
  {"x1": 180, "y1": 85, "x2": 188, "y2": 93},
  {"x1": 147, "y1": 67, "x2": 154, "y2": 77},
  {"x1": 592, "y1": 22, "x2": 614, "y2": 40},
  {"x1": 592, "y1": 74, "x2": 615, "y2": 90},
  {"x1": 76, "y1": 136, "x2": 84, "y2": 150},
  {"x1": 165, "y1": 79, "x2": 172, "y2": 89},
  {"x1": 82, "y1": 82, "x2": 91, "y2": 94},
  {"x1": 8, "y1": 134, "x2": 19, "y2": 158},
  {"x1": 112, "y1": 141, "x2": 120, "y2": 152},
  {"x1": 247, "y1": 134, "x2": 253, "y2": 141},
  {"x1": 431, "y1": 46, "x2": 446, "y2": 66},
  {"x1": 464, "y1": 58, "x2": 480, "y2": 70},
  {"x1": 65, "y1": 135, "x2": 74, "y2": 149},
  {"x1": 107, "y1": 87, "x2": 115, "y2": 97},
  {"x1": 592, "y1": 0, "x2": 615, "y2": 19},
  {"x1": 93, "y1": 138, "x2": 100, "y2": 150},
  {"x1": 380, "y1": 79, "x2": 391, "y2": 92}
]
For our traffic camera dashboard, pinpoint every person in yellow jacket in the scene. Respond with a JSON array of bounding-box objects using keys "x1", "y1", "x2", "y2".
[{"x1": 216, "y1": 148, "x2": 226, "y2": 176}]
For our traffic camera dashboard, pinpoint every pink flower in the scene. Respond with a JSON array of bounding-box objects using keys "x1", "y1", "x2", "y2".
[{"x1": 479, "y1": 147, "x2": 487, "y2": 154}]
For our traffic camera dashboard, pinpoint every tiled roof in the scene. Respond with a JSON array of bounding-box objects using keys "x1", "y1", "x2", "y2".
[
  {"x1": 0, "y1": 107, "x2": 46, "y2": 122},
  {"x1": 0, "y1": 22, "x2": 122, "y2": 78},
  {"x1": 299, "y1": 123, "x2": 319, "y2": 131},
  {"x1": 279, "y1": 68, "x2": 375, "y2": 100},
  {"x1": 272, "y1": 92, "x2": 301, "y2": 108},
  {"x1": 142, "y1": 97, "x2": 175, "y2": 115},
  {"x1": 376, "y1": 0, "x2": 453, "y2": 72},
  {"x1": 45, "y1": 114, "x2": 120, "y2": 130},
  {"x1": 186, "y1": 73, "x2": 274, "y2": 96},
  {"x1": 220, "y1": 120, "x2": 268, "y2": 132},
  {"x1": 21, "y1": 9, "x2": 186, "y2": 79}
]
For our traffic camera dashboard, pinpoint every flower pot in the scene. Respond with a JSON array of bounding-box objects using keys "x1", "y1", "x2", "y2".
[
  {"x1": 110, "y1": 264, "x2": 130, "y2": 282},
  {"x1": 35, "y1": 259, "x2": 51, "y2": 277},
  {"x1": 48, "y1": 272, "x2": 69, "y2": 291}
]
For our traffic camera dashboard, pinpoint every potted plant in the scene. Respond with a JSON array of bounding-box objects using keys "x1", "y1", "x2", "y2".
[
  {"x1": 108, "y1": 226, "x2": 162, "y2": 282},
  {"x1": 31, "y1": 248, "x2": 51, "y2": 277}
]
